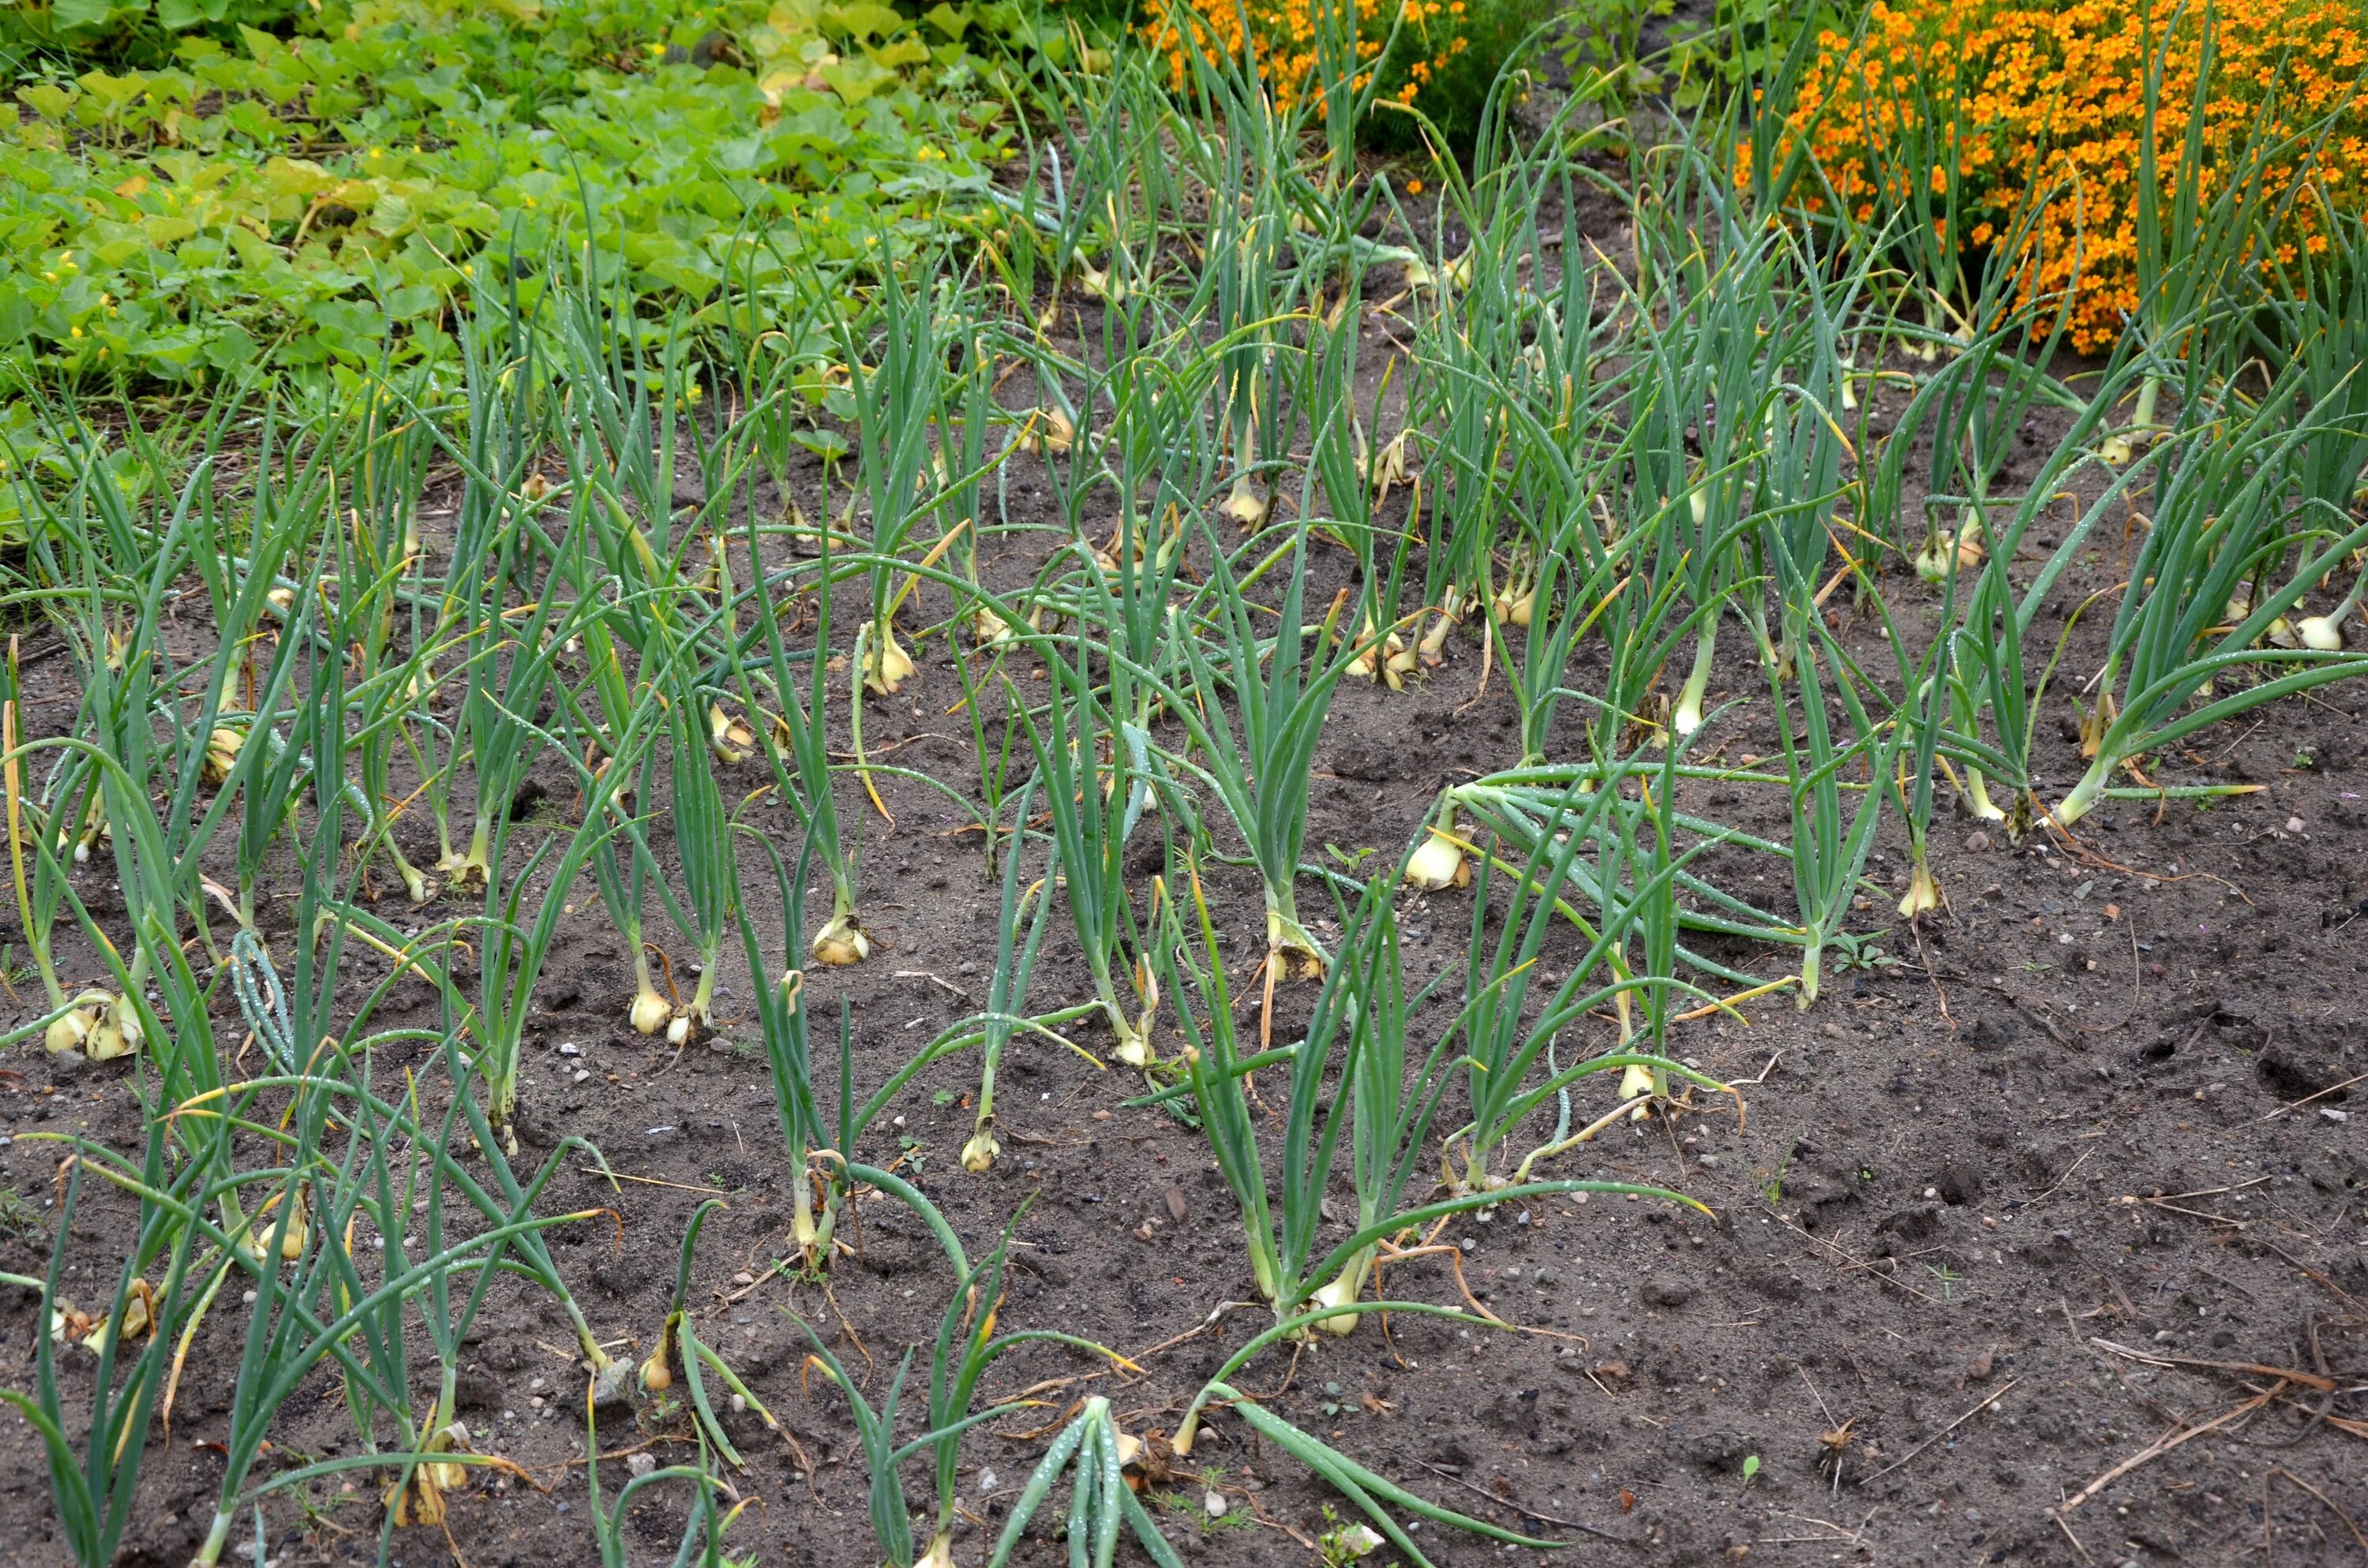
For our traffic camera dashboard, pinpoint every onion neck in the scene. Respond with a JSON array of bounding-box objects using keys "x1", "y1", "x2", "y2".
[
  {"x1": 1961, "y1": 765, "x2": 2006, "y2": 823},
  {"x1": 1673, "y1": 614, "x2": 1719, "y2": 737},
  {"x1": 2054, "y1": 753, "x2": 2112, "y2": 829}
]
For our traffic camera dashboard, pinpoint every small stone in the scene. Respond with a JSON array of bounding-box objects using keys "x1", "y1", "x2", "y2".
[
  {"x1": 1092, "y1": 1108, "x2": 1111, "y2": 1121},
  {"x1": 1204, "y1": 1491, "x2": 1229, "y2": 1518},
  {"x1": 730, "y1": 1270, "x2": 755, "y2": 1287},
  {"x1": 627, "y1": 1453, "x2": 658, "y2": 1478},
  {"x1": 1165, "y1": 1188, "x2": 1188, "y2": 1223},
  {"x1": 1965, "y1": 831, "x2": 1990, "y2": 851},
  {"x1": 2285, "y1": 816, "x2": 2306, "y2": 834}
]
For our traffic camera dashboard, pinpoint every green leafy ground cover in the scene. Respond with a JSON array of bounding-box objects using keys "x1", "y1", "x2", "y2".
[{"x1": 1, "y1": 0, "x2": 1062, "y2": 384}]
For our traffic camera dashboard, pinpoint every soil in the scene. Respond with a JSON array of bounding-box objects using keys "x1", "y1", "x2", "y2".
[{"x1": 0, "y1": 227, "x2": 2364, "y2": 1568}]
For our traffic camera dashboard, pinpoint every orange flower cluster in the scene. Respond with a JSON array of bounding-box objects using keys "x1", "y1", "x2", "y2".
[
  {"x1": 1767, "y1": 0, "x2": 2368, "y2": 350},
  {"x1": 1141, "y1": 0, "x2": 1471, "y2": 113}
]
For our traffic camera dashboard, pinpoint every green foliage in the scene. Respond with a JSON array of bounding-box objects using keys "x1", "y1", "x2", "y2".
[
  {"x1": 1364, "y1": 0, "x2": 1547, "y2": 153},
  {"x1": 0, "y1": 0, "x2": 1046, "y2": 382}
]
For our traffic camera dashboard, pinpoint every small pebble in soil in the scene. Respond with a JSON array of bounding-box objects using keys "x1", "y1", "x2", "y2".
[{"x1": 1204, "y1": 1491, "x2": 1229, "y2": 1518}]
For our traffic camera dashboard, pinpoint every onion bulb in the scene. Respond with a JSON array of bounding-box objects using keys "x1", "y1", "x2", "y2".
[
  {"x1": 1493, "y1": 578, "x2": 1534, "y2": 628},
  {"x1": 2298, "y1": 612, "x2": 2347, "y2": 650},
  {"x1": 640, "y1": 1325, "x2": 674, "y2": 1392},
  {"x1": 1417, "y1": 584, "x2": 1461, "y2": 667},
  {"x1": 1617, "y1": 1061, "x2": 1656, "y2": 1121},
  {"x1": 864, "y1": 620, "x2": 916, "y2": 695},
  {"x1": 277, "y1": 1196, "x2": 309, "y2": 1261},
  {"x1": 1309, "y1": 1250, "x2": 1373, "y2": 1336},
  {"x1": 1220, "y1": 473, "x2": 1268, "y2": 530},
  {"x1": 810, "y1": 911, "x2": 871, "y2": 967},
  {"x1": 629, "y1": 961, "x2": 671, "y2": 1035},
  {"x1": 665, "y1": 1013, "x2": 692, "y2": 1046},
  {"x1": 707, "y1": 703, "x2": 755, "y2": 764},
  {"x1": 590, "y1": 1354, "x2": 635, "y2": 1408},
  {"x1": 84, "y1": 1278, "x2": 155, "y2": 1356},
  {"x1": 44, "y1": 991, "x2": 107, "y2": 1056},
  {"x1": 427, "y1": 1422, "x2": 471, "y2": 1495},
  {"x1": 914, "y1": 1533, "x2": 957, "y2": 1568},
  {"x1": 1672, "y1": 613, "x2": 1718, "y2": 738},
  {"x1": 1350, "y1": 614, "x2": 1411, "y2": 690},
  {"x1": 86, "y1": 997, "x2": 142, "y2": 1063},
  {"x1": 200, "y1": 726, "x2": 244, "y2": 786},
  {"x1": 1913, "y1": 517, "x2": 1984, "y2": 583},
  {"x1": 2297, "y1": 582, "x2": 2360, "y2": 650},
  {"x1": 1898, "y1": 859, "x2": 1940, "y2": 919},
  {"x1": 961, "y1": 1124, "x2": 1000, "y2": 1173},
  {"x1": 1403, "y1": 818, "x2": 1469, "y2": 891},
  {"x1": 1025, "y1": 406, "x2": 1074, "y2": 456}
]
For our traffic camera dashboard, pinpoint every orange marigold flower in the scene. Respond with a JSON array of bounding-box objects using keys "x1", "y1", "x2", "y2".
[{"x1": 1747, "y1": 0, "x2": 2368, "y2": 349}]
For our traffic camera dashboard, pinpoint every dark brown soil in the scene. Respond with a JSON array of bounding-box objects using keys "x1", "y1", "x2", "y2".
[{"x1": 2, "y1": 298, "x2": 2365, "y2": 1568}]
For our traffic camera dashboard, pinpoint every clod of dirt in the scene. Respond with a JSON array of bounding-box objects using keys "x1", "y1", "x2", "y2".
[
  {"x1": 1965, "y1": 1014, "x2": 2018, "y2": 1050},
  {"x1": 1874, "y1": 1205, "x2": 1942, "y2": 1253},
  {"x1": 452, "y1": 1369, "x2": 501, "y2": 1410},
  {"x1": 1640, "y1": 1277, "x2": 1695, "y2": 1309},
  {"x1": 1325, "y1": 743, "x2": 1396, "y2": 783}
]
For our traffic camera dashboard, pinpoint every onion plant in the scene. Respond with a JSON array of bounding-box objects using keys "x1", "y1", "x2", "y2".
[
  {"x1": 635, "y1": 1199, "x2": 783, "y2": 1468},
  {"x1": 739, "y1": 518, "x2": 867, "y2": 964},
  {"x1": 1163, "y1": 526, "x2": 1354, "y2": 980},
  {"x1": 986, "y1": 1395, "x2": 1181, "y2": 1568},
  {"x1": 1445, "y1": 762, "x2": 1732, "y2": 1190},
  {"x1": 2055, "y1": 363, "x2": 2368, "y2": 824},
  {"x1": 1763, "y1": 575, "x2": 1909, "y2": 1008},
  {"x1": 1147, "y1": 855, "x2": 1714, "y2": 1336},
  {"x1": 1020, "y1": 640, "x2": 1156, "y2": 1065},
  {"x1": 962, "y1": 781, "x2": 1057, "y2": 1171},
  {"x1": 739, "y1": 832, "x2": 852, "y2": 1263},
  {"x1": 428, "y1": 302, "x2": 556, "y2": 892}
]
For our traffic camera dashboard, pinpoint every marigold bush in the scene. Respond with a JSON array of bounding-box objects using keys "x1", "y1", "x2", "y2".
[
  {"x1": 1141, "y1": 0, "x2": 1534, "y2": 144},
  {"x1": 1767, "y1": 0, "x2": 2368, "y2": 350}
]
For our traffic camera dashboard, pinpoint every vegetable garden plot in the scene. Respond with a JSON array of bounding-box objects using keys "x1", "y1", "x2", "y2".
[{"x1": 2, "y1": 11, "x2": 2367, "y2": 1567}]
